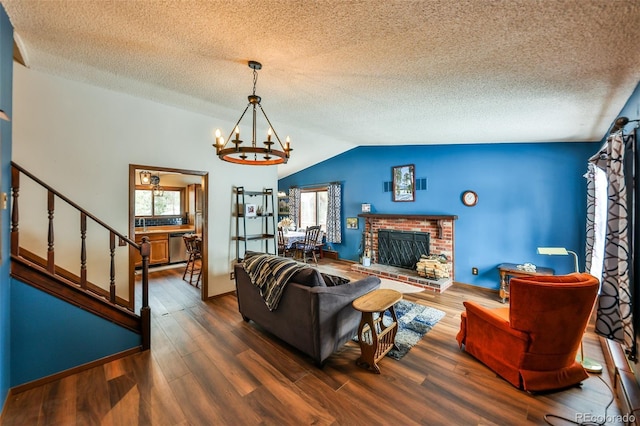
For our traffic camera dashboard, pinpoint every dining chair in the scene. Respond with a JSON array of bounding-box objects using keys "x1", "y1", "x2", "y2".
[
  {"x1": 182, "y1": 234, "x2": 202, "y2": 287},
  {"x1": 293, "y1": 225, "x2": 322, "y2": 265},
  {"x1": 277, "y1": 227, "x2": 290, "y2": 257}
]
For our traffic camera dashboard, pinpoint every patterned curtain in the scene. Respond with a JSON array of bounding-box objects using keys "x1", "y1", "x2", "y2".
[
  {"x1": 584, "y1": 163, "x2": 596, "y2": 274},
  {"x1": 589, "y1": 133, "x2": 633, "y2": 349},
  {"x1": 326, "y1": 183, "x2": 342, "y2": 243},
  {"x1": 288, "y1": 187, "x2": 301, "y2": 228}
]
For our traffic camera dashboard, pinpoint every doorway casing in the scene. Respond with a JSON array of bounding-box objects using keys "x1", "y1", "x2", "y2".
[{"x1": 128, "y1": 164, "x2": 209, "y2": 303}]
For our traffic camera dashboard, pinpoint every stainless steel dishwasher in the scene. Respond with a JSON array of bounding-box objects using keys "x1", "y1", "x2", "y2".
[{"x1": 169, "y1": 232, "x2": 190, "y2": 263}]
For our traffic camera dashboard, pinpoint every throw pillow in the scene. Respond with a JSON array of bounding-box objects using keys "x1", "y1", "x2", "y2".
[
  {"x1": 291, "y1": 268, "x2": 326, "y2": 287},
  {"x1": 321, "y1": 273, "x2": 351, "y2": 286}
]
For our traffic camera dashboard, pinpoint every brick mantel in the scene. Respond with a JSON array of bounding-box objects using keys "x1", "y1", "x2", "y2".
[{"x1": 358, "y1": 213, "x2": 457, "y2": 239}]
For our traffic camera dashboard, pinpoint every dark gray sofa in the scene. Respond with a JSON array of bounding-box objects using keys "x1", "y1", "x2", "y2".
[{"x1": 234, "y1": 262, "x2": 380, "y2": 365}]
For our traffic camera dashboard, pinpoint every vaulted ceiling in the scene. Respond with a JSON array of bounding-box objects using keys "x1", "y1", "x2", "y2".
[{"x1": 3, "y1": 0, "x2": 640, "y2": 177}]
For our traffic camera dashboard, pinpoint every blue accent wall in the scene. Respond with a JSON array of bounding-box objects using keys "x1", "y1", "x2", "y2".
[
  {"x1": 10, "y1": 279, "x2": 141, "y2": 386},
  {"x1": 280, "y1": 141, "x2": 600, "y2": 289},
  {"x1": 0, "y1": 5, "x2": 12, "y2": 407}
]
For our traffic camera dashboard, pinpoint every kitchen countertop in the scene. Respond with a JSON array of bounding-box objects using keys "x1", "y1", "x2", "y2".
[{"x1": 135, "y1": 225, "x2": 195, "y2": 235}]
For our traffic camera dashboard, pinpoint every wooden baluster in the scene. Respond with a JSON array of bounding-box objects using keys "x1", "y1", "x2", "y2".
[
  {"x1": 47, "y1": 190, "x2": 55, "y2": 273},
  {"x1": 140, "y1": 236, "x2": 151, "y2": 350},
  {"x1": 109, "y1": 232, "x2": 116, "y2": 303},
  {"x1": 80, "y1": 212, "x2": 87, "y2": 288},
  {"x1": 10, "y1": 165, "x2": 19, "y2": 256}
]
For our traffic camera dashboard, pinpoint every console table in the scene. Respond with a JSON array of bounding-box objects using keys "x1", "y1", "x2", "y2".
[
  {"x1": 352, "y1": 289, "x2": 402, "y2": 373},
  {"x1": 497, "y1": 263, "x2": 554, "y2": 303}
]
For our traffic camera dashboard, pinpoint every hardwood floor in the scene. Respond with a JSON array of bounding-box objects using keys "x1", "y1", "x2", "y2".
[{"x1": 1, "y1": 259, "x2": 624, "y2": 425}]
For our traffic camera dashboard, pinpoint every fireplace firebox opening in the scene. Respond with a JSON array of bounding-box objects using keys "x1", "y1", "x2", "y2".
[{"x1": 377, "y1": 229, "x2": 430, "y2": 269}]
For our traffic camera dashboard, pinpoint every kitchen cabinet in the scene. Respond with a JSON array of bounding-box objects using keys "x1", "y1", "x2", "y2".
[
  {"x1": 187, "y1": 183, "x2": 203, "y2": 235},
  {"x1": 134, "y1": 232, "x2": 169, "y2": 267},
  {"x1": 188, "y1": 183, "x2": 203, "y2": 212}
]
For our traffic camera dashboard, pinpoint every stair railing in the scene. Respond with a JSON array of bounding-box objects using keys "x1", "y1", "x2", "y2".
[{"x1": 10, "y1": 161, "x2": 150, "y2": 350}]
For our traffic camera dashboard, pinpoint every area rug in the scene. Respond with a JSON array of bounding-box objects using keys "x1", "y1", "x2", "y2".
[{"x1": 354, "y1": 299, "x2": 445, "y2": 360}]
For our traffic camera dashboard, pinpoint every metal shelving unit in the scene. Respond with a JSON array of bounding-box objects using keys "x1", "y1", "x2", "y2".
[{"x1": 233, "y1": 186, "x2": 276, "y2": 260}]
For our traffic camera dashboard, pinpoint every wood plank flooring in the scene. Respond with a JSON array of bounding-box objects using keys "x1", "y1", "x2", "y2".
[{"x1": 1, "y1": 259, "x2": 624, "y2": 425}]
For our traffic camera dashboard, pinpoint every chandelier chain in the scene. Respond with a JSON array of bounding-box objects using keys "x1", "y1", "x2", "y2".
[{"x1": 252, "y1": 68, "x2": 258, "y2": 96}]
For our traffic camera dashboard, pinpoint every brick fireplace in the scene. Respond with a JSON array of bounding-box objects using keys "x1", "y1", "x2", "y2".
[{"x1": 352, "y1": 213, "x2": 457, "y2": 293}]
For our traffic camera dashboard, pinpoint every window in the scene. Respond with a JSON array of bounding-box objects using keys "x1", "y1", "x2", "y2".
[
  {"x1": 299, "y1": 188, "x2": 327, "y2": 230},
  {"x1": 135, "y1": 188, "x2": 183, "y2": 217}
]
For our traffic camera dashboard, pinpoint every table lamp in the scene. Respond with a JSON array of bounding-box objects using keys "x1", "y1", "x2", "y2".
[
  {"x1": 536, "y1": 247, "x2": 579, "y2": 273},
  {"x1": 536, "y1": 246, "x2": 602, "y2": 373}
]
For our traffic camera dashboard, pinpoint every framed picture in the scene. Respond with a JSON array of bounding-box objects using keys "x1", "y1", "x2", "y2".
[
  {"x1": 244, "y1": 203, "x2": 257, "y2": 217},
  {"x1": 278, "y1": 199, "x2": 289, "y2": 215},
  {"x1": 346, "y1": 217, "x2": 359, "y2": 229},
  {"x1": 392, "y1": 164, "x2": 415, "y2": 202}
]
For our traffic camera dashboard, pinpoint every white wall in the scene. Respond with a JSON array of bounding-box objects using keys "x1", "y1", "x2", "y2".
[{"x1": 12, "y1": 65, "x2": 277, "y2": 297}]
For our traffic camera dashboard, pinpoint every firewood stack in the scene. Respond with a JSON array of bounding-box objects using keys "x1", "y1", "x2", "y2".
[{"x1": 416, "y1": 254, "x2": 451, "y2": 279}]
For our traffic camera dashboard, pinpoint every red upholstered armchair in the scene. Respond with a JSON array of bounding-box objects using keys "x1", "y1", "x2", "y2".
[{"x1": 456, "y1": 273, "x2": 599, "y2": 392}]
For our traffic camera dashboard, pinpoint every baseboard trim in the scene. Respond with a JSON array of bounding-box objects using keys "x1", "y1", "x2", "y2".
[
  {"x1": 8, "y1": 346, "x2": 142, "y2": 395},
  {"x1": 206, "y1": 289, "x2": 235, "y2": 300},
  {"x1": 600, "y1": 336, "x2": 640, "y2": 421}
]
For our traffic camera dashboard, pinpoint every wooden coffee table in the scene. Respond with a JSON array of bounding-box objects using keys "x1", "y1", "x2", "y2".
[{"x1": 352, "y1": 289, "x2": 402, "y2": 373}]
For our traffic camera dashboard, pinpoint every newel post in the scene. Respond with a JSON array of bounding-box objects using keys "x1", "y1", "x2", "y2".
[
  {"x1": 47, "y1": 190, "x2": 55, "y2": 273},
  {"x1": 140, "y1": 236, "x2": 151, "y2": 350},
  {"x1": 10, "y1": 164, "x2": 19, "y2": 256}
]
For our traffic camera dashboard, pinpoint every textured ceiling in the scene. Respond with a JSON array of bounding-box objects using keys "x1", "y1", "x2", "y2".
[{"x1": 3, "y1": 0, "x2": 640, "y2": 177}]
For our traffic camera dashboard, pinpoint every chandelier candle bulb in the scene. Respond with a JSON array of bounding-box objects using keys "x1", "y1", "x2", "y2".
[
  {"x1": 267, "y1": 128, "x2": 272, "y2": 142},
  {"x1": 214, "y1": 129, "x2": 222, "y2": 152},
  {"x1": 235, "y1": 126, "x2": 240, "y2": 140}
]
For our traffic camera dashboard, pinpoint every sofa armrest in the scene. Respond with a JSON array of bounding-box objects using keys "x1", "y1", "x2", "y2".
[
  {"x1": 309, "y1": 276, "x2": 381, "y2": 363},
  {"x1": 462, "y1": 301, "x2": 529, "y2": 368},
  {"x1": 310, "y1": 276, "x2": 381, "y2": 326},
  {"x1": 310, "y1": 276, "x2": 381, "y2": 321},
  {"x1": 462, "y1": 301, "x2": 523, "y2": 337}
]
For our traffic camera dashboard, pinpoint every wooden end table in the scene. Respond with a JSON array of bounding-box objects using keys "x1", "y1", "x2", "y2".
[
  {"x1": 352, "y1": 289, "x2": 402, "y2": 373},
  {"x1": 497, "y1": 263, "x2": 554, "y2": 303}
]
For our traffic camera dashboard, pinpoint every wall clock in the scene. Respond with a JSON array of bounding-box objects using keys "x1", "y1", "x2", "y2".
[{"x1": 462, "y1": 190, "x2": 478, "y2": 207}]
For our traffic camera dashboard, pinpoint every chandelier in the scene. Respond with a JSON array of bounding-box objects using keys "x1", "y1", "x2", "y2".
[{"x1": 214, "y1": 60, "x2": 292, "y2": 165}]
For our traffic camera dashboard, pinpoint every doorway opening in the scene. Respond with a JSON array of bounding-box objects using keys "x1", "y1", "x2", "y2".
[{"x1": 129, "y1": 164, "x2": 209, "y2": 302}]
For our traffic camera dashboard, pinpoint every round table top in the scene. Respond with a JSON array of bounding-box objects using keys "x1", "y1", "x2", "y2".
[{"x1": 352, "y1": 289, "x2": 402, "y2": 312}]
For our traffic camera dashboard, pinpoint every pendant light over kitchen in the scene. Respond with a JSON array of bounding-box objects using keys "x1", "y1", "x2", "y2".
[
  {"x1": 213, "y1": 61, "x2": 292, "y2": 165},
  {"x1": 139, "y1": 170, "x2": 163, "y2": 196}
]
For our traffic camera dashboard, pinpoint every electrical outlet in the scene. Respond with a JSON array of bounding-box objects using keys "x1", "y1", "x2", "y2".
[
  {"x1": 472, "y1": 267, "x2": 479, "y2": 275},
  {"x1": 230, "y1": 271, "x2": 235, "y2": 280}
]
